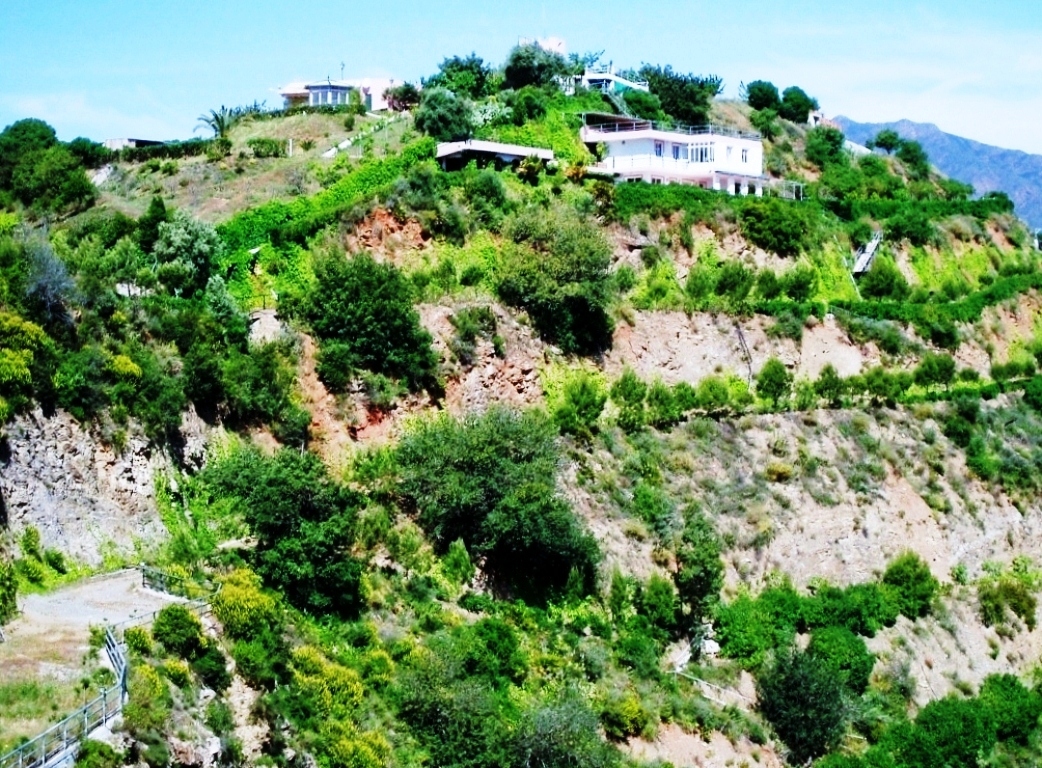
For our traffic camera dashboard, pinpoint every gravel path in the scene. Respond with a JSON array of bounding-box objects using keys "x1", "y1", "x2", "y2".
[{"x1": 1, "y1": 570, "x2": 181, "y2": 679}]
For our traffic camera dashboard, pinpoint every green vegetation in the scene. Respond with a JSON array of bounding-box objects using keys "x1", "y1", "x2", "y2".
[{"x1": 5, "y1": 39, "x2": 1042, "y2": 768}]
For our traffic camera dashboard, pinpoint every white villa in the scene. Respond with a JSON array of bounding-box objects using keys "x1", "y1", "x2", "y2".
[
  {"x1": 278, "y1": 78, "x2": 398, "y2": 112},
  {"x1": 581, "y1": 113, "x2": 767, "y2": 195}
]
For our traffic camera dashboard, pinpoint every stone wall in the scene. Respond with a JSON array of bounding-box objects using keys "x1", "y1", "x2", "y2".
[{"x1": 0, "y1": 408, "x2": 209, "y2": 567}]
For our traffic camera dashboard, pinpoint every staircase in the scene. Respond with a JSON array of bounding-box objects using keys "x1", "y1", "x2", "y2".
[
  {"x1": 603, "y1": 90, "x2": 633, "y2": 118},
  {"x1": 852, "y1": 231, "x2": 884, "y2": 275}
]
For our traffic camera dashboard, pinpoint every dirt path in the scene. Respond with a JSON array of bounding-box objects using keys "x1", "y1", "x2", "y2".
[{"x1": 1, "y1": 570, "x2": 181, "y2": 679}]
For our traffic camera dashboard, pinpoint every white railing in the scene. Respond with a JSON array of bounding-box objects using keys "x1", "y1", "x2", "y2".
[
  {"x1": 0, "y1": 568, "x2": 216, "y2": 768},
  {"x1": 582, "y1": 117, "x2": 761, "y2": 141}
]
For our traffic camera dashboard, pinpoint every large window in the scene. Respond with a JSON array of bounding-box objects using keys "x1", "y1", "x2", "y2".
[
  {"x1": 692, "y1": 142, "x2": 714, "y2": 163},
  {"x1": 655, "y1": 141, "x2": 664, "y2": 157},
  {"x1": 672, "y1": 144, "x2": 681, "y2": 160}
]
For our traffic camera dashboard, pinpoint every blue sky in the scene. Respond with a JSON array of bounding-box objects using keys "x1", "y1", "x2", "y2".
[{"x1": 2, "y1": 0, "x2": 1041, "y2": 153}]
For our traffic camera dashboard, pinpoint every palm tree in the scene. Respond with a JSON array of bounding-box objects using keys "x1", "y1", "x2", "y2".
[{"x1": 196, "y1": 106, "x2": 234, "y2": 138}]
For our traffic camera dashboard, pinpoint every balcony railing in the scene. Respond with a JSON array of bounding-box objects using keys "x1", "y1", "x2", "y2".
[
  {"x1": 582, "y1": 116, "x2": 761, "y2": 141},
  {"x1": 591, "y1": 155, "x2": 765, "y2": 179}
]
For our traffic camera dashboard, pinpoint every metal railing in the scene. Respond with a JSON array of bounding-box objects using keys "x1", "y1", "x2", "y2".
[
  {"x1": 582, "y1": 115, "x2": 761, "y2": 141},
  {"x1": 0, "y1": 567, "x2": 215, "y2": 768},
  {"x1": 0, "y1": 629, "x2": 126, "y2": 768}
]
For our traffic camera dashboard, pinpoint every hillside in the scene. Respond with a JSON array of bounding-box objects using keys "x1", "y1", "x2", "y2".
[
  {"x1": 3, "y1": 47, "x2": 1042, "y2": 768},
  {"x1": 834, "y1": 116, "x2": 1042, "y2": 230}
]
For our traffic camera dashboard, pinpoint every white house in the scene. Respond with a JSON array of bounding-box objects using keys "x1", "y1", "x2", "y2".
[
  {"x1": 278, "y1": 78, "x2": 398, "y2": 112},
  {"x1": 581, "y1": 113, "x2": 766, "y2": 195},
  {"x1": 579, "y1": 64, "x2": 649, "y2": 95}
]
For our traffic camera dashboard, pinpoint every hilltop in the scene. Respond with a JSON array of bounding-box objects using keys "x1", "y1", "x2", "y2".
[
  {"x1": 2, "y1": 45, "x2": 1042, "y2": 768},
  {"x1": 835, "y1": 116, "x2": 1042, "y2": 230}
]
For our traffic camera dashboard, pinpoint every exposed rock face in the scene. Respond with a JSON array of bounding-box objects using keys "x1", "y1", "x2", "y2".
[{"x1": 0, "y1": 407, "x2": 209, "y2": 566}]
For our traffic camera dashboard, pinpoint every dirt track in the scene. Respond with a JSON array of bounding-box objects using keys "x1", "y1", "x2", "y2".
[{"x1": 1, "y1": 570, "x2": 181, "y2": 680}]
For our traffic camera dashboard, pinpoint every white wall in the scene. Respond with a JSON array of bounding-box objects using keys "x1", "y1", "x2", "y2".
[{"x1": 593, "y1": 128, "x2": 764, "y2": 177}]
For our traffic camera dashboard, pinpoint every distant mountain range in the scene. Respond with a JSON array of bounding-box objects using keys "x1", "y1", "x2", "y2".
[{"x1": 833, "y1": 116, "x2": 1042, "y2": 230}]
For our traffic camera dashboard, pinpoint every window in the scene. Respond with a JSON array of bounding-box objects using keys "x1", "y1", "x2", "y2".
[
  {"x1": 691, "y1": 142, "x2": 714, "y2": 163},
  {"x1": 655, "y1": 141, "x2": 664, "y2": 157},
  {"x1": 742, "y1": 148, "x2": 749, "y2": 163},
  {"x1": 672, "y1": 144, "x2": 681, "y2": 160}
]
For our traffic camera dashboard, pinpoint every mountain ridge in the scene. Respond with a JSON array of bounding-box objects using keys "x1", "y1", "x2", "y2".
[{"x1": 834, "y1": 115, "x2": 1042, "y2": 230}]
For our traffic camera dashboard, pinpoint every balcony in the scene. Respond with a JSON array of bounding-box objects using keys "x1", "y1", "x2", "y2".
[{"x1": 582, "y1": 117, "x2": 761, "y2": 141}]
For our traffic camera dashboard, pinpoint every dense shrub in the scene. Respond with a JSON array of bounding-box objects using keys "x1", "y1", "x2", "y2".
[
  {"x1": 778, "y1": 86, "x2": 819, "y2": 123},
  {"x1": 498, "y1": 206, "x2": 614, "y2": 355},
  {"x1": 553, "y1": 369, "x2": 607, "y2": 438},
  {"x1": 638, "y1": 66, "x2": 723, "y2": 125},
  {"x1": 246, "y1": 137, "x2": 286, "y2": 158},
  {"x1": 425, "y1": 54, "x2": 494, "y2": 99},
  {"x1": 503, "y1": 44, "x2": 570, "y2": 90},
  {"x1": 745, "y1": 80, "x2": 782, "y2": 111},
  {"x1": 757, "y1": 650, "x2": 846, "y2": 763},
  {"x1": 201, "y1": 448, "x2": 365, "y2": 617},
  {"x1": 152, "y1": 604, "x2": 204, "y2": 660},
  {"x1": 674, "y1": 508, "x2": 724, "y2": 624},
  {"x1": 807, "y1": 626, "x2": 875, "y2": 694},
  {"x1": 739, "y1": 198, "x2": 807, "y2": 256},
  {"x1": 414, "y1": 88, "x2": 474, "y2": 142},
  {"x1": 882, "y1": 551, "x2": 939, "y2": 619},
  {"x1": 303, "y1": 252, "x2": 439, "y2": 392},
  {"x1": 805, "y1": 127, "x2": 846, "y2": 168},
  {"x1": 396, "y1": 407, "x2": 600, "y2": 602}
]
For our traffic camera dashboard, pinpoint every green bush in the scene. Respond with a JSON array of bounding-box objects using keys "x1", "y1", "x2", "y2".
[
  {"x1": 674, "y1": 508, "x2": 723, "y2": 623},
  {"x1": 553, "y1": 370, "x2": 607, "y2": 438},
  {"x1": 152, "y1": 604, "x2": 204, "y2": 660},
  {"x1": 757, "y1": 650, "x2": 847, "y2": 764},
  {"x1": 807, "y1": 626, "x2": 875, "y2": 694},
  {"x1": 414, "y1": 88, "x2": 474, "y2": 142},
  {"x1": 756, "y1": 357, "x2": 792, "y2": 405},
  {"x1": 882, "y1": 551, "x2": 939, "y2": 619},
  {"x1": 498, "y1": 206, "x2": 614, "y2": 355},
  {"x1": 303, "y1": 252, "x2": 439, "y2": 392},
  {"x1": 192, "y1": 642, "x2": 231, "y2": 692},
  {"x1": 610, "y1": 368, "x2": 647, "y2": 432},
  {"x1": 43, "y1": 548, "x2": 67, "y2": 574},
  {"x1": 396, "y1": 407, "x2": 600, "y2": 602},
  {"x1": 978, "y1": 674, "x2": 1042, "y2": 744},
  {"x1": 246, "y1": 137, "x2": 286, "y2": 158},
  {"x1": 201, "y1": 447, "x2": 365, "y2": 618},
  {"x1": 739, "y1": 197, "x2": 807, "y2": 256},
  {"x1": 0, "y1": 559, "x2": 19, "y2": 625},
  {"x1": 75, "y1": 739, "x2": 123, "y2": 768},
  {"x1": 124, "y1": 626, "x2": 153, "y2": 656},
  {"x1": 205, "y1": 699, "x2": 235, "y2": 736}
]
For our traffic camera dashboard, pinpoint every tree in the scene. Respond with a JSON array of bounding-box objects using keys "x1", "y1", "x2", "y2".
[
  {"x1": 497, "y1": 206, "x2": 614, "y2": 355},
  {"x1": 757, "y1": 357, "x2": 792, "y2": 405},
  {"x1": 152, "y1": 210, "x2": 223, "y2": 297},
  {"x1": 871, "y1": 129, "x2": 901, "y2": 154},
  {"x1": 808, "y1": 626, "x2": 875, "y2": 695},
  {"x1": 757, "y1": 650, "x2": 847, "y2": 764},
  {"x1": 805, "y1": 126, "x2": 846, "y2": 168},
  {"x1": 815, "y1": 363, "x2": 845, "y2": 407},
  {"x1": 413, "y1": 88, "x2": 474, "y2": 142},
  {"x1": 882, "y1": 551, "x2": 939, "y2": 618},
  {"x1": 10, "y1": 145, "x2": 96, "y2": 213},
  {"x1": 303, "y1": 252, "x2": 438, "y2": 391},
  {"x1": 196, "y1": 107, "x2": 234, "y2": 138},
  {"x1": 778, "y1": 86, "x2": 819, "y2": 123},
  {"x1": 674, "y1": 507, "x2": 723, "y2": 625},
  {"x1": 426, "y1": 54, "x2": 494, "y2": 99},
  {"x1": 384, "y1": 82, "x2": 421, "y2": 111},
  {"x1": 201, "y1": 447, "x2": 365, "y2": 617},
  {"x1": 749, "y1": 108, "x2": 779, "y2": 141},
  {"x1": 859, "y1": 255, "x2": 909, "y2": 300},
  {"x1": 396, "y1": 407, "x2": 600, "y2": 603},
  {"x1": 897, "y1": 139, "x2": 930, "y2": 178},
  {"x1": 136, "y1": 195, "x2": 169, "y2": 254},
  {"x1": 913, "y1": 353, "x2": 956, "y2": 390},
  {"x1": 503, "y1": 44, "x2": 570, "y2": 90},
  {"x1": 638, "y1": 65, "x2": 723, "y2": 126},
  {"x1": 0, "y1": 118, "x2": 58, "y2": 189},
  {"x1": 1023, "y1": 375, "x2": 1042, "y2": 411},
  {"x1": 622, "y1": 89, "x2": 665, "y2": 121},
  {"x1": 745, "y1": 81, "x2": 782, "y2": 111}
]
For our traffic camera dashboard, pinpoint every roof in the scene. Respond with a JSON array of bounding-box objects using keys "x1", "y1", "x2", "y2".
[{"x1": 436, "y1": 140, "x2": 554, "y2": 162}]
